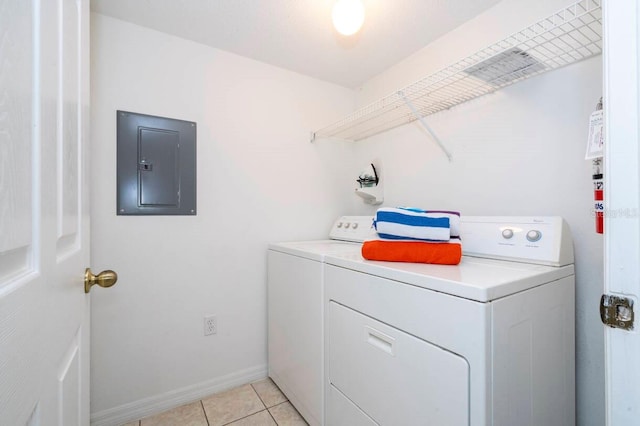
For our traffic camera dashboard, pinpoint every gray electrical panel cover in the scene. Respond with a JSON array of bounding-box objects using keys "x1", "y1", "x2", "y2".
[{"x1": 117, "y1": 111, "x2": 196, "y2": 215}]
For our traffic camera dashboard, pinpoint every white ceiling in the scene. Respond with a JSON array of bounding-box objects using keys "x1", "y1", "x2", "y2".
[{"x1": 90, "y1": 0, "x2": 503, "y2": 88}]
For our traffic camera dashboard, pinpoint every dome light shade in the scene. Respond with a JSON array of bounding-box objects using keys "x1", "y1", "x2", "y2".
[{"x1": 332, "y1": 0, "x2": 365, "y2": 36}]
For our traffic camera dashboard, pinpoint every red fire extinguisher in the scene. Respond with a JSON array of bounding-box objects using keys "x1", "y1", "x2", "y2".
[
  {"x1": 587, "y1": 97, "x2": 604, "y2": 234},
  {"x1": 593, "y1": 157, "x2": 603, "y2": 234}
]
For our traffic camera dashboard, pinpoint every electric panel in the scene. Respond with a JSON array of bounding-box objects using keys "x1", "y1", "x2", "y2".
[{"x1": 117, "y1": 111, "x2": 196, "y2": 215}]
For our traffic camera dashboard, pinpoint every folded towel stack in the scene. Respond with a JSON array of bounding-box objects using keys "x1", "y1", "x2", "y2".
[
  {"x1": 362, "y1": 207, "x2": 462, "y2": 265},
  {"x1": 374, "y1": 207, "x2": 461, "y2": 241}
]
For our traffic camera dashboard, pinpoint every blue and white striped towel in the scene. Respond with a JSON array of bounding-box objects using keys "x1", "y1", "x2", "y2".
[{"x1": 374, "y1": 207, "x2": 461, "y2": 241}]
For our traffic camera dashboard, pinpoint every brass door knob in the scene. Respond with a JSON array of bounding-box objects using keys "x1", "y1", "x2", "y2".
[{"x1": 84, "y1": 268, "x2": 118, "y2": 293}]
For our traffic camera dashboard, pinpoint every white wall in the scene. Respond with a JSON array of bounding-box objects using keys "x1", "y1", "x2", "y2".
[
  {"x1": 91, "y1": 0, "x2": 605, "y2": 424},
  {"x1": 89, "y1": 14, "x2": 356, "y2": 424},
  {"x1": 351, "y1": 0, "x2": 604, "y2": 424}
]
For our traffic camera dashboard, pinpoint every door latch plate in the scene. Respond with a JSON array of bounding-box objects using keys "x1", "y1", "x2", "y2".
[{"x1": 600, "y1": 294, "x2": 635, "y2": 330}]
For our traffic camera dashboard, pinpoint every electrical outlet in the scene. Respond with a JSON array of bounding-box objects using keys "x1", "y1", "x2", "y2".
[{"x1": 204, "y1": 315, "x2": 217, "y2": 336}]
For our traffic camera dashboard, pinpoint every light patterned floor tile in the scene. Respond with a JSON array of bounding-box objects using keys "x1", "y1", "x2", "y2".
[
  {"x1": 227, "y1": 410, "x2": 277, "y2": 426},
  {"x1": 202, "y1": 384, "x2": 266, "y2": 426},
  {"x1": 268, "y1": 402, "x2": 308, "y2": 426},
  {"x1": 121, "y1": 422, "x2": 140, "y2": 426},
  {"x1": 252, "y1": 378, "x2": 288, "y2": 408},
  {"x1": 140, "y1": 401, "x2": 207, "y2": 426}
]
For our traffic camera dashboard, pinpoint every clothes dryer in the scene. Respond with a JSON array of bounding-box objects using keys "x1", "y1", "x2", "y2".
[{"x1": 324, "y1": 216, "x2": 575, "y2": 426}]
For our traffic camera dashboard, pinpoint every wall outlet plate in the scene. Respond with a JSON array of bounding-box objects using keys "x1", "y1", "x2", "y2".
[{"x1": 204, "y1": 315, "x2": 217, "y2": 336}]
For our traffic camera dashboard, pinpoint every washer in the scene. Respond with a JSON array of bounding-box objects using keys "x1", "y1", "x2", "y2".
[
  {"x1": 324, "y1": 216, "x2": 575, "y2": 426},
  {"x1": 267, "y1": 216, "x2": 375, "y2": 426}
]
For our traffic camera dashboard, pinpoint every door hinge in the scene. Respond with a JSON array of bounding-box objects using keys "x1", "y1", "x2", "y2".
[{"x1": 600, "y1": 294, "x2": 635, "y2": 330}]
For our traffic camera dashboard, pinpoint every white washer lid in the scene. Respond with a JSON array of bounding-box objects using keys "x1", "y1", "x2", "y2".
[
  {"x1": 324, "y1": 252, "x2": 574, "y2": 302},
  {"x1": 268, "y1": 240, "x2": 362, "y2": 262}
]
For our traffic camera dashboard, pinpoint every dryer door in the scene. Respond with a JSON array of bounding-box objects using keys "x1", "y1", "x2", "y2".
[{"x1": 328, "y1": 301, "x2": 469, "y2": 426}]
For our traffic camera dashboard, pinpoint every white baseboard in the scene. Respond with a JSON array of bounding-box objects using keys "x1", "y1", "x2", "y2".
[{"x1": 90, "y1": 364, "x2": 267, "y2": 426}]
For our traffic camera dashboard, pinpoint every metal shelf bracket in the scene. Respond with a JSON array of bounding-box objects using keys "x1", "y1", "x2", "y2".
[{"x1": 399, "y1": 91, "x2": 453, "y2": 162}]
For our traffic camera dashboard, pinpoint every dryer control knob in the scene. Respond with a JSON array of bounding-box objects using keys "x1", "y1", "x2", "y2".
[
  {"x1": 502, "y1": 229, "x2": 514, "y2": 239},
  {"x1": 345, "y1": 223, "x2": 351, "y2": 229},
  {"x1": 337, "y1": 222, "x2": 343, "y2": 228},
  {"x1": 352, "y1": 223, "x2": 359, "y2": 229},
  {"x1": 526, "y1": 230, "x2": 542, "y2": 242}
]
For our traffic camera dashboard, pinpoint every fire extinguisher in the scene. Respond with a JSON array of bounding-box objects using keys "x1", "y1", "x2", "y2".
[
  {"x1": 587, "y1": 97, "x2": 604, "y2": 234},
  {"x1": 593, "y1": 157, "x2": 604, "y2": 234}
]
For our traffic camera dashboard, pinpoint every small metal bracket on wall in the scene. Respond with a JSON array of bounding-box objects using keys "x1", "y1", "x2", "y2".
[
  {"x1": 600, "y1": 294, "x2": 635, "y2": 330},
  {"x1": 398, "y1": 91, "x2": 453, "y2": 162}
]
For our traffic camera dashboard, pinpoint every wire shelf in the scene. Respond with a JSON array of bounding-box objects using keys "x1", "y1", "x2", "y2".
[{"x1": 313, "y1": 0, "x2": 602, "y2": 142}]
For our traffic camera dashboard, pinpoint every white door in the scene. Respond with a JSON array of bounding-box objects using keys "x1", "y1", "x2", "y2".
[
  {"x1": 0, "y1": 0, "x2": 93, "y2": 424},
  {"x1": 603, "y1": 0, "x2": 640, "y2": 424}
]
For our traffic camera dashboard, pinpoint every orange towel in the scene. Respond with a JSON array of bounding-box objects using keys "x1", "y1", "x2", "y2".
[{"x1": 362, "y1": 240, "x2": 462, "y2": 265}]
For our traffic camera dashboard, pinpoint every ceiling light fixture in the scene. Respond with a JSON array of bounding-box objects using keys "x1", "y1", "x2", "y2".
[{"x1": 332, "y1": 0, "x2": 365, "y2": 36}]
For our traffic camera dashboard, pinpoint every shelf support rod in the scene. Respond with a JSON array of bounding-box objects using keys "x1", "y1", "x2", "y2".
[{"x1": 398, "y1": 91, "x2": 452, "y2": 162}]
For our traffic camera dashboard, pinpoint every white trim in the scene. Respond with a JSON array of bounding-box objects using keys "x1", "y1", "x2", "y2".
[
  {"x1": 89, "y1": 365, "x2": 267, "y2": 426},
  {"x1": 603, "y1": 0, "x2": 640, "y2": 424}
]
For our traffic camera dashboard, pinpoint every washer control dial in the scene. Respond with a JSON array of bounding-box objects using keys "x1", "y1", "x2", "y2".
[
  {"x1": 526, "y1": 230, "x2": 542, "y2": 242},
  {"x1": 502, "y1": 229, "x2": 514, "y2": 239}
]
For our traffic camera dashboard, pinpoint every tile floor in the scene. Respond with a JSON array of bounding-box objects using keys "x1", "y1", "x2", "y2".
[{"x1": 121, "y1": 378, "x2": 308, "y2": 426}]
